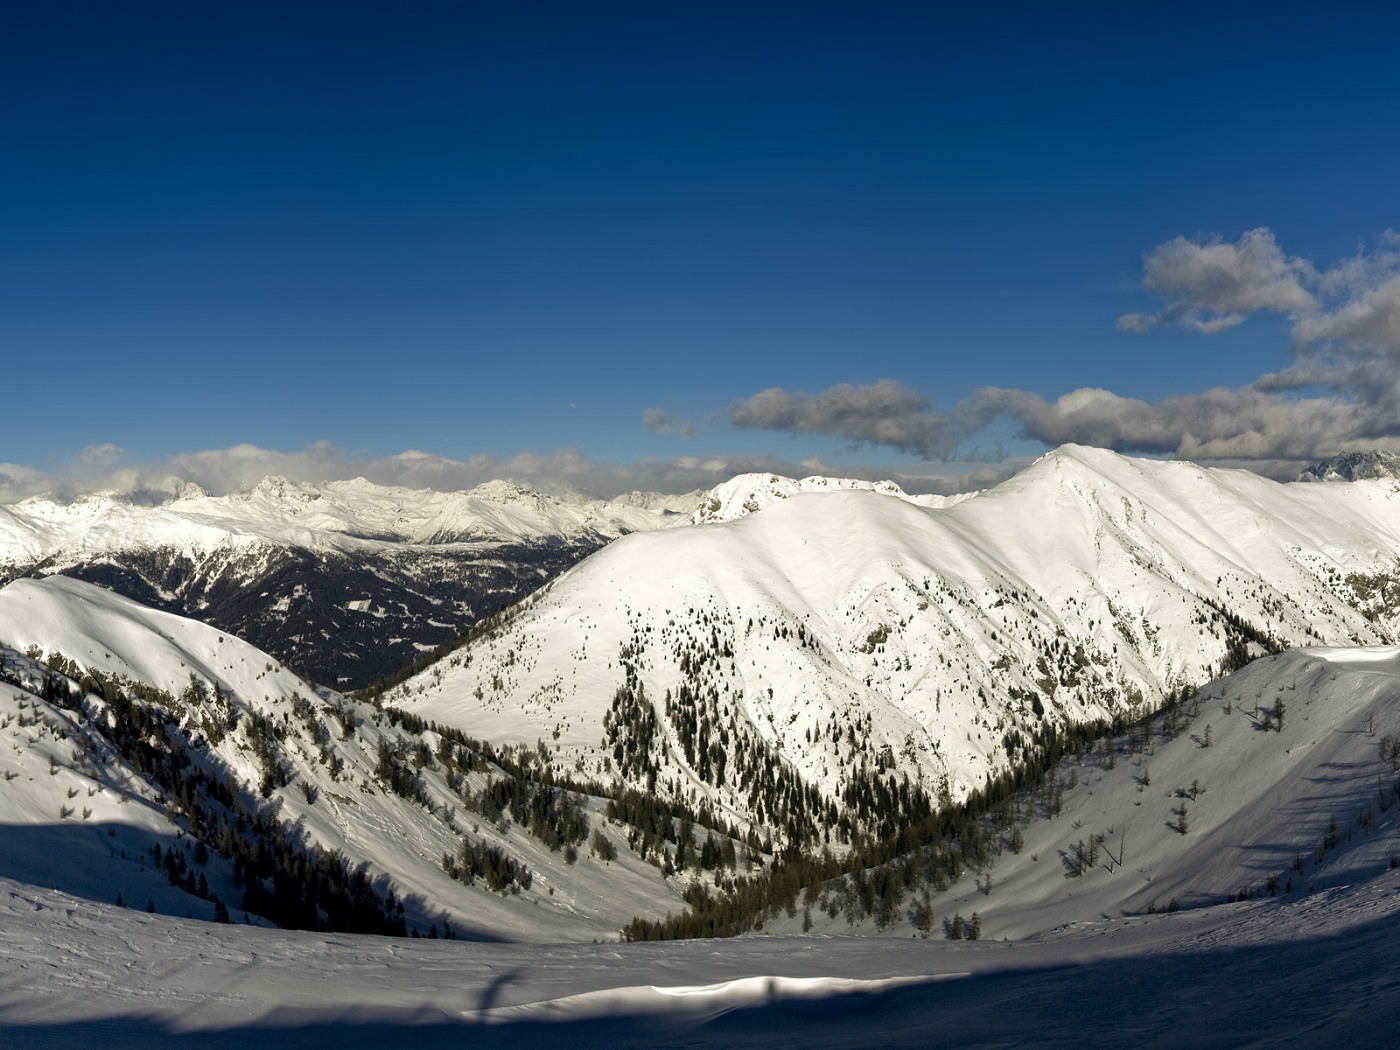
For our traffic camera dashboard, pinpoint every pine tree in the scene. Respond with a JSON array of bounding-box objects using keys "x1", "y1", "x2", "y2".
[
  {"x1": 968, "y1": 913, "x2": 981, "y2": 940},
  {"x1": 913, "y1": 891, "x2": 934, "y2": 938}
]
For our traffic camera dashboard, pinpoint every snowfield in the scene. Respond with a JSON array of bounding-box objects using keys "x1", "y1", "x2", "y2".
[
  {"x1": 2, "y1": 576, "x2": 1398, "y2": 947},
  {"x1": 3, "y1": 869, "x2": 1399, "y2": 1048}
]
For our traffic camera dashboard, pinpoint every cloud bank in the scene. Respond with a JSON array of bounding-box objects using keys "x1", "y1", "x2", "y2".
[{"x1": 727, "y1": 228, "x2": 1400, "y2": 463}]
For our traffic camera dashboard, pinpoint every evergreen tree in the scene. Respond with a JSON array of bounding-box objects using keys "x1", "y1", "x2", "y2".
[{"x1": 913, "y1": 891, "x2": 934, "y2": 939}]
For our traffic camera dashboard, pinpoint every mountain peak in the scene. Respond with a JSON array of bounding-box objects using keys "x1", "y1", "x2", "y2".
[
  {"x1": 683, "y1": 472, "x2": 921, "y2": 525},
  {"x1": 1296, "y1": 450, "x2": 1400, "y2": 482}
]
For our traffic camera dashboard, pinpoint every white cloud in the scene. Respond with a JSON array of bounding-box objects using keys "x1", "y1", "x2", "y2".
[
  {"x1": 728, "y1": 379, "x2": 966, "y2": 459},
  {"x1": 728, "y1": 230, "x2": 1400, "y2": 465},
  {"x1": 78, "y1": 443, "x2": 125, "y2": 467},
  {"x1": 1116, "y1": 228, "x2": 1316, "y2": 334}
]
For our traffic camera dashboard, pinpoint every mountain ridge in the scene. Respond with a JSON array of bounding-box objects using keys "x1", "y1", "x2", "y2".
[{"x1": 392, "y1": 445, "x2": 1400, "y2": 818}]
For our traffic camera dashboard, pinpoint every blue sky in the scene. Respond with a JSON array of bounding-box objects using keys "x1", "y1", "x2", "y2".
[{"x1": 3, "y1": 2, "x2": 1399, "y2": 495}]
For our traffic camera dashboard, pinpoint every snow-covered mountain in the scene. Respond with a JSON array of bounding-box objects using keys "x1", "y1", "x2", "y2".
[
  {"x1": 0, "y1": 477, "x2": 701, "y2": 688},
  {"x1": 0, "y1": 576, "x2": 701, "y2": 941},
  {"x1": 681, "y1": 472, "x2": 971, "y2": 525},
  {"x1": 5, "y1": 452, "x2": 1400, "y2": 1022},
  {"x1": 391, "y1": 445, "x2": 1400, "y2": 830},
  {"x1": 5, "y1": 579, "x2": 1400, "y2": 1048},
  {"x1": 1296, "y1": 449, "x2": 1400, "y2": 482}
]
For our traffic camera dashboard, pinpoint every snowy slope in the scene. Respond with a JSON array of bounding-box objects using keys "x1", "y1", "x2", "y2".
[
  {"x1": 0, "y1": 576, "x2": 694, "y2": 941},
  {"x1": 393, "y1": 445, "x2": 1400, "y2": 823},
  {"x1": 3, "y1": 864, "x2": 1399, "y2": 1047},
  {"x1": 783, "y1": 644, "x2": 1400, "y2": 941}
]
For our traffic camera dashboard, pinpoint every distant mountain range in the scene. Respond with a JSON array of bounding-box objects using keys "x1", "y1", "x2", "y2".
[{"x1": 0, "y1": 476, "x2": 700, "y2": 688}]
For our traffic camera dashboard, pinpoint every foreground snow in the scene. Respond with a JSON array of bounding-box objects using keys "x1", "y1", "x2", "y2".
[{"x1": 3, "y1": 867, "x2": 1399, "y2": 1047}]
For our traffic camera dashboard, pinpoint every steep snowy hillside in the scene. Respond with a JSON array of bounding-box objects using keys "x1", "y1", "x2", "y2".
[
  {"x1": 0, "y1": 576, "x2": 706, "y2": 941},
  {"x1": 781, "y1": 644, "x2": 1400, "y2": 942},
  {"x1": 0, "y1": 477, "x2": 699, "y2": 688},
  {"x1": 393, "y1": 445, "x2": 1400, "y2": 843}
]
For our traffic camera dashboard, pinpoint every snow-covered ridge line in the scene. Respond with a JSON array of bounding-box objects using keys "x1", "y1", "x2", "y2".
[
  {"x1": 0, "y1": 474, "x2": 703, "y2": 555},
  {"x1": 0, "y1": 469, "x2": 954, "y2": 690},
  {"x1": 394, "y1": 444, "x2": 1400, "y2": 815},
  {"x1": 681, "y1": 472, "x2": 976, "y2": 525}
]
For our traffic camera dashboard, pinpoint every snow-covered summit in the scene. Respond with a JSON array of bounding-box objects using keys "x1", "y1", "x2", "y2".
[{"x1": 681, "y1": 472, "x2": 970, "y2": 525}]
